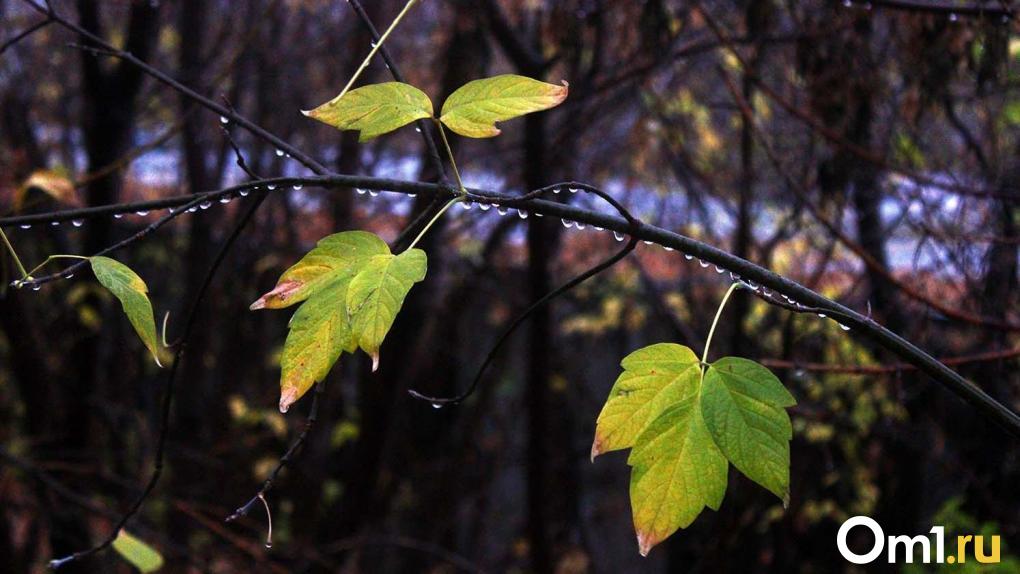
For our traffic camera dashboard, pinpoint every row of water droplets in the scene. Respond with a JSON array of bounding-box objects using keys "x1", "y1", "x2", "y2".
[
  {"x1": 8, "y1": 180, "x2": 307, "y2": 291},
  {"x1": 840, "y1": 0, "x2": 1012, "y2": 24},
  {"x1": 12, "y1": 177, "x2": 313, "y2": 232},
  {"x1": 337, "y1": 183, "x2": 854, "y2": 356}
]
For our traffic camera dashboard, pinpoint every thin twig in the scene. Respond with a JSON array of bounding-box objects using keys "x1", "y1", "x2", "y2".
[{"x1": 48, "y1": 190, "x2": 273, "y2": 569}]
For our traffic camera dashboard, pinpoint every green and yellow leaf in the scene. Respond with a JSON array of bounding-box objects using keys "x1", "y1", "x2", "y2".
[
  {"x1": 303, "y1": 82, "x2": 433, "y2": 141},
  {"x1": 627, "y1": 395, "x2": 728, "y2": 556},
  {"x1": 90, "y1": 256, "x2": 164, "y2": 367},
  {"x1": 251, "y1": 231, "x2": 388, "y2": 310},
  {"x1": 439, "y1": 74, "x2": 568, "y2": 138},
  {"x1": 701, "y1": 357, "x2": 796, "y2": 504},
  {"x1": 591, "y1": 343, "x2": 700, "y2": 460},
  {"x1": 345, "y1": 249, "x2": 427, "y2": 371},
  {"x1": 593, "y1": 343, "x2": 796, "y2": 556},
  {"x1": 112, "y1": 530, "x2": 164, "y2": 573},
  {"x1": 278, "y1": 272, "x2": 358, "y2": 413},
  {"x1": 254, "y1": 232, "x2": 426, "y2": 412}
]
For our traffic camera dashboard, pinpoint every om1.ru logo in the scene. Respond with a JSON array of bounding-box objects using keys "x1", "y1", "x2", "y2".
[{"x1": 837, "y1": 516, "x2": 1001, "y2": 565}]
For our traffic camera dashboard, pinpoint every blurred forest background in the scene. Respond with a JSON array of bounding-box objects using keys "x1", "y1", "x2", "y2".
[{"x1": 2, "y1": 0, "x2": 1020, "y2": 572}]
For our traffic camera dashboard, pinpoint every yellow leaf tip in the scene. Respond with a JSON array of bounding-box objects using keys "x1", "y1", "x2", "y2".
[{"x1": 279, "y1": 387, "x2": 299, "y2": 413}]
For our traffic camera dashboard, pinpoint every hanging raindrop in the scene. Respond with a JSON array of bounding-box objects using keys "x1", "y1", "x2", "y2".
[
  {"x1": 114, "y1": 214, "x2": 124, "y2": 219},
  {"x1": 275, "y1": 149, "x2": 285, "y2": 157},
  {"x1": 219, "y1": 197, "x2": 232, "y2": 204},
  {"x1": 219, "y1": 115, "x2": 229, "y2": 124},
  {"x1": 684, "y1": 254, "x2": 693, "y2": 260},
  {"x1": 199, "y1": 201, "x2": 213, "y2": 210},
  {"x1": 51, "y1": 221, "x2": 60, "y2": 226},
  {"x1": 478, "y1": 203, "x2": 491, "y2": 211},
  {"x1": 699, "y1": 259, "x2": 709, "y2": 268},
  {"x1": 574, "y1": 221, "x2": 586, "y2": 230},
  {"x1": 431, "y1": 402, "x2": 443, "y2": 410},
  {"x1": 561, "y1": 218, "x2": 574, "y2": 228},
  {"x1": 459, "y1": 201, "x2": 472, "y2": 210},
  {"x1": 518, "y1": 210, "x2": 529, "y2": 219},
  {"x1": 356, "y1": 188, "x2": 367, "y2": 195},
  {"x1": 497, "y1": 207, "x2": 509, "y2": 215},
  {"x1": 642, "y1": 240, "x2": 652, "y2": 245},
  {"x1": 188, "y1": 206, "x2": 198, "y2": 213},
  {"x1": 72, "y1": 219, "x2": 84, "y2": 227},
  {"x1": 19, "y1": 225, "x2": 31, "y2": 229},
  {"x1": 240, "y1": 189, "x2": 250, "y2": 197},
  {"x1": 568, "y1": 187, "x2": 580, "y2": 194},
  {"x1": 293, "y1": 183, "x2": 303, "y2": 190},
  {"x1": 613, "y1": 231, "x2": 625, "y2": 241},
  {"x1": 369, "y1": 190, "x2": 379, "y2": 197},
  {"x1": 839, "y1": 323, "x2": 851, "y2": 331},
  {"x1": 267, "y1": 184, "x2": 277, "y2": 190},
  {"x1": 136, "y1": 210, "x2": 150, "y2": 216}
]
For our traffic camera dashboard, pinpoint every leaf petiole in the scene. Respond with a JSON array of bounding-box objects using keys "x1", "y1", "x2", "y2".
[
  {"x1": 700, "y1": 281, "x2": 742, "y2": 377},
  {"x1": 0, "y1": 227, "x2": 29, "y2": 280},
  {"x1": 406, "y1": 196, "x2": 462, "y2": 252},
  {"x1": 20, "y1": 254, "x2": 89, "y2": 283},
  {"x1": 433, "y1": 119, "x2": 466, "y2": 193}
]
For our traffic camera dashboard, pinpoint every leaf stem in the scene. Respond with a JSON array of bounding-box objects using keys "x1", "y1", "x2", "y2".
[
  {"x1": 406, "y1": 196, "x2": 462, "y2": 251},
  {"x1": 20, "y1": 254, "x2": 89, "y2": 283},
  {"x1": 701, "y1": 282, "x2": 742, "y2": 374},
  {"x1": 335, "y1": 0, "x2": 419, "y2": 100},
  {"x1": 434, "y1": 119, "x2": 466, "y2": 193},
  {"x1": 0, "y1": 228, "x2": 29, "y2": 279}
]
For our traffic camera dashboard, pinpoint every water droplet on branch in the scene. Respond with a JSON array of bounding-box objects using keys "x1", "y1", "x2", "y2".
[{"x1": 72, "y1": 220, "x2": 84, "y2": 227}]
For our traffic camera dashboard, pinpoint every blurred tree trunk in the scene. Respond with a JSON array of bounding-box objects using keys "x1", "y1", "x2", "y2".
[
  {"x1": 168, "y1": 1, "x2": 217, "y2": 568},
  {"x1": 59, "y1": 2, "x2": 158, "y2": 570},
  {"x1": 322, "y1": 6, "x2": 488, "y2": 561}
]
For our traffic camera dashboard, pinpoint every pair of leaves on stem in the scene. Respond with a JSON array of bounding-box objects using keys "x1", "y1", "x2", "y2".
[
  {"x1": 251, "y1": 231, "x2": 426, "y2": 413},
  {"x1": 592, "y1": 343, "x2": 796, "y2": 556},
  {"x1": 303, "y1": 74, "x2": 568, "y2": 140}
]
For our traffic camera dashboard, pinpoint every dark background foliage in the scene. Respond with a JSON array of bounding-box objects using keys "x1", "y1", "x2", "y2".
[{"x1": 1, "y1": 0, "x2": 1019, "y2": 572}]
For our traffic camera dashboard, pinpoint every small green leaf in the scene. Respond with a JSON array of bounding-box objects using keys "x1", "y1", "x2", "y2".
[
  {"x1": 591, "y1": 343, "x2": 700, "y2": 460},
  {"x1": 251, "y1": 231, "x2": 388, "y2": 310},
  {"x1": 90, "y1": 256, "x2": 163, "y2": 367},
  {"x1": 303, "y1": 82, "x2": 433, "y2": 141},
  {"x1": 701, "y1": 357, "x2": 796, "y2": 504},
  {"x1": 346, "y1": 249, "x2": 427, "y2": 371},
  {"x1": 439, "y1": 74, "x2": 568, "y2": 138},
  {"x1": 112, "y1": 530, "x2": 164, "y2": 573},
  {"x1": 627, "y1": 395, "x2": 728, "y2": 556}
]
